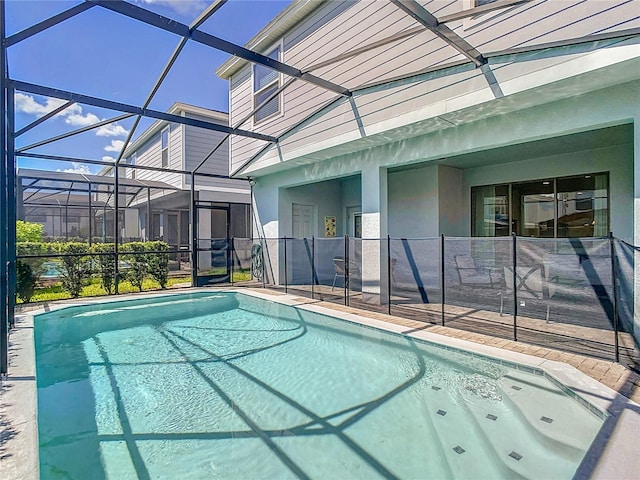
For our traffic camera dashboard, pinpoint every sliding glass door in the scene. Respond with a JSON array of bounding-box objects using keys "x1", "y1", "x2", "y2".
[{"x1": 471, "y1": 173, "x2": 609, "y2": 238}]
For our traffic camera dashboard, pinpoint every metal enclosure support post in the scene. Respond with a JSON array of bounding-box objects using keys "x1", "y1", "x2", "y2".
[
  {"x1": 230, "y1": 237, "x2": 234, "y2": 285},
  {"x1": 190, "y1": 173, "x2": 197, "y2": 287},
  {"x1": 387, "y1": 235, "x2": 391, "y2": 315},
  {"x1": 609, "y1": 232, "x2": 620, "y2": 362},
  {"x1": 1, "y1": 0, "x2": 8, "y2": 375},
  {"x1": 512, "y1": 233, "x2": 518, "y2": 341},
  {"x1": 283, "y1": 237, "x2": 288, "y2": 293},
  {"x1": 88, "y1": 182, "x2": 92, "y2": 244},
  {"x1": 114, "y1": 164, "x2": 120, "y2": 294},
  {"x1": 7, "y1": 86, "x2": 15, "y2": 328},
  {"x1": 344, "y1": 235, "x2": 349, "y2": 306},
  {"x1": 441, "y1": 234, "x2": 445, "y2": 326},
  {"x1": 311, "y1": 236, "x2": 315, "y2": 300}
]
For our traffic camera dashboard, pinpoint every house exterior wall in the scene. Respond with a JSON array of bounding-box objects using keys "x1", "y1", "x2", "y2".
[
  {"x1": 128, "y1": 123, "x2": 182, "y2": 187},
  {"x1": 250, "y1": 81, "x2": 636, "y2": 242},
  {"x1": 225, "y1": 0, "x2": 640, "y2": 175}
]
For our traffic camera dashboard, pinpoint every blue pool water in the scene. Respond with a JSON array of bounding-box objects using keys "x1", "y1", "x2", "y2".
[{"x1": 35, "y1": 292, "x2": 605, "y2": 479}]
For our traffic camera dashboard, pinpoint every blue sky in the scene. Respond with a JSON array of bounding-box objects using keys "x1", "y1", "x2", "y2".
[{"x1": 6, "y1": 0, "x2": 291, "y2": 174}]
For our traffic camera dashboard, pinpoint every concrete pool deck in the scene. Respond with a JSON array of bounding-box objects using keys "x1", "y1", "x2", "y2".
[{"x1": 1, "y1": 287, "x2": 639, "y2": 479}]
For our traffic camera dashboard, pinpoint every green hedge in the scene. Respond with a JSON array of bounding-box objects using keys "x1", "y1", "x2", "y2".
[{"x1": 15, "y1": 240, "x2": 172, "y2": 301}]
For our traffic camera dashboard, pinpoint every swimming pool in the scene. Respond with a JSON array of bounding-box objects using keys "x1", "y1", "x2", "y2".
[{"x1": 35, "y1": 291, "x2": 605, "y2": 479}]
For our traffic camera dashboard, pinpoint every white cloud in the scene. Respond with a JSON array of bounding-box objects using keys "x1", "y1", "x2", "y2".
[
  {"x1": 104, "y1": 140, "x2": 125, "y2": 153},
  {"x1": 102, "y1": 156, "x2": 116, "y2": 163},
  {"x1": 15, "y1": 93, "x2": 80, "y2": 116},
  {"x1": 135, "y1": 0, "x2": 208, "y2": 15},
  {"x1": 65, "y1": 111, "x2": 101, "y2": 127},
  {"x1": 15, "y1": 94, "x2": 129, "y2": 134},
  {"x1": 58, "y1": 162, "x2": 93, "y2": 175},
  {"x1": 96, "y1": 123, "x2": 129, "y2": 137}
]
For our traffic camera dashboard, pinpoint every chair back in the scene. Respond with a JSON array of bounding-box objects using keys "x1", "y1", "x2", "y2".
[
  {"x1": 504, "y1": 266, "x2": 555, "y2": 299},
  {"x1": 333, "y1": 257, "x2": 346, "y2": 275}
]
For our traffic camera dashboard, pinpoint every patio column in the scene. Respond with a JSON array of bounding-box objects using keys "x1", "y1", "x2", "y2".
[{"x1": 361, "y1": 164, "x2": 388, "y2": 304}]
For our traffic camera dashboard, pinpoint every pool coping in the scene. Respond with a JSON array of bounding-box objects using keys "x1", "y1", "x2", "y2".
[{"x1": 2, "y1": 287, "x2": 639, "y2": 480}]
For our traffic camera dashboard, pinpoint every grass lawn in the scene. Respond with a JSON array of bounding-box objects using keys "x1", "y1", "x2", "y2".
[{"x1": 21, "y1": 276, "x2": 191, "y2": 304}]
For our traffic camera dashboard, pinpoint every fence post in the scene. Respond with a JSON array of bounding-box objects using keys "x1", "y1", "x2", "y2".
[
  {"x1": 345, "y1": 235, "x2": 350, "y2": 306},
  {"x1": 441, "y1": 234, "x2": 445, "y2": 326},
  {"x1": 311, "y1": 236, "x2": 315, "y2": 300},
  {"x1": 283, "y1": 237, "x2": 288, "y2": 293},
  {"x1": 609, "y1": 232, "x2": 620, "y2": 363},
  {"x1": 387, "y1": 235, "x2": 391, "y2": 315},
  {"x1": 512, "y1": 232, "x2": 518, "y2": 341}
]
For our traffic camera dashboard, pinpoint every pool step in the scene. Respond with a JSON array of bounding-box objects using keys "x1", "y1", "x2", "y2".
[
  {"x1": 458, "y1": 372, "x2": 601, "y2": 479},
  {"x1": 422, "y1": 386, "x2": 521, "y2": 479}
]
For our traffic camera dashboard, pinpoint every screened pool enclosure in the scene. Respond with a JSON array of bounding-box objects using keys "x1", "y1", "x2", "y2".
[{"x1": 2, "y1": 0, "x2": 640, "y2": 376}]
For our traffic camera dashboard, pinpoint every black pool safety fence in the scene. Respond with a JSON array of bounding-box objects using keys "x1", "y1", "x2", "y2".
[
  {"x1": 253, "y1": 234, "x2": 639, "y2": 370},
  {"x1": 5, "y1": 235, "x2": 639, "y2": 373}
]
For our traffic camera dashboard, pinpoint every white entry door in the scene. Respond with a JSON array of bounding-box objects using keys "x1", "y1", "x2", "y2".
[{"x1": 292, "y1": 204, "x2": 315, "y2": 238}]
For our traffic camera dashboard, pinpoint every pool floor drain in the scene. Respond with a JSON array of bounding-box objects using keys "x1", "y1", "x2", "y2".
[
  {"x1": 453, "y1": 446, "x2": 465, "y2": 454},
  {"x1": 509, "y1": 451, "x2": 523, "y2": 461}
]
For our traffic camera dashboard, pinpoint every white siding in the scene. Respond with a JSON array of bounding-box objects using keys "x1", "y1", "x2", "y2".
[
  {"x1": 130, "y1": 123, "x2": 182, "y2": 187},
  {"x1": 228, "y1": 0, "x2": 640, "y2": 173}
]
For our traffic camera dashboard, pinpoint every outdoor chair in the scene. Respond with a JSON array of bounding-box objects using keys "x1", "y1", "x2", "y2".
[
  {"x1": 331, "y1": 256, "x2": 362, "y2": 291},
  {"x1": 501, "y1": 265, "x2": 557, "y2": 322},
  {"x1": 332, "y1": 257, "x2": 346, "y2": 291},
  {"x1": 454, "y1": 255, "x2": 502, "y2": 287}
]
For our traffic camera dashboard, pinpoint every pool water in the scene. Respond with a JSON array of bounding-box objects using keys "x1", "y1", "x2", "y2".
[{"x1": 35, "y1": 292, "x2": 604, "y2": 479}]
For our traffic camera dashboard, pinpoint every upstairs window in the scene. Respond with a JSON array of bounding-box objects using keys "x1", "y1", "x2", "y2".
[
  {"x1": 161, "y1": 127, "x2": 169, "y2": 168},
  {"x1": 253, "y1": 46, "x2": 280, "y2": 123}
]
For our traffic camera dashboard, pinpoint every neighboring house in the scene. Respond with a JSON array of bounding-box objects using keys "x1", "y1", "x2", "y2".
[
  {"x1": 216, "y1": 0, "x2": 639, "y2": 287},
  {"x1": 121, "y1": 103, "x2": 251, "y2": 254}
]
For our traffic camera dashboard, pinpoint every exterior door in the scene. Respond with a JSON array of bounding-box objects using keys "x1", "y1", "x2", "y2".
[
  {"x1": 195, "y1": 204, "x2": 230, "y2": 285},
  {"x1": 292, "y1": 204, "x2": 315, "y2": 238}
]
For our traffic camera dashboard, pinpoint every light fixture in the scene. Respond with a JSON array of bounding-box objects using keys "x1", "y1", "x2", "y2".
[
  {"x1": 543, "y1": 181, "x2": 550, "y2": 185},
  {"x1": 248, "y1": 178, "x2": 256, "y2": 186},
  {"x1": 585, "y1": 175, "x2": 591, "y2": 178}
]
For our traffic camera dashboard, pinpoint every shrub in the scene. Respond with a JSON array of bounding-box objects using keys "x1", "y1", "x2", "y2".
[
  {"x1": 16, "y1": 220, "x2": 43, "y2": 243},
  {"x1": 16, "y1": 260, "x2": 37, "y2": 303},
  {"x1": 59, "y1": 243, "x2": 92, "y2": 298},
  {"x1": 146, "y1": 241, "x2": 169, "y2": 289},
  {"x1": 121, "y1": 242, "x2": 147, "y2": 292},
  {"x1": 92, "y1": 243, "x2": 116, "y2": 294}
]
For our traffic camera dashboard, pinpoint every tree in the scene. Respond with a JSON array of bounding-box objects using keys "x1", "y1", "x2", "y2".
[
  {"x1": 92, "y1": 243, "x2": 116, "y2": 294},
  {"x1": 59, "y1": 243, "x2": 92, "y2": 298},
  {"x1": 16, "y1": 220, "x2": 44, "y2": 243},
  {"x1": 122, "y1": 242, "x2": 147, "y2": 292},
  {"x1": 16, "y1": 260, "x2": 37, "y2": 303},
  {"x1": 146, "y1": 241, "x2": 169, "y2": 289}
]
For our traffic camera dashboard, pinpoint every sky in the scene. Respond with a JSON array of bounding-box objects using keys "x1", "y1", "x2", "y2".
[{"x1": 6, "y1": 0, "x2": 292, "y2": 174}]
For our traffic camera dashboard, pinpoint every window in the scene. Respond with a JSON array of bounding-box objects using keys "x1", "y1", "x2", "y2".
[
  {"x1": 253, "y1": 46, "x2": 280, "y2": 123},
  {"x1": 475, "y1": 0, "x2": 498, "y2": 5},
  {"x1": 129, "y1": 153, "x2": 136, "y2": 179},
  {"x1": 161, "y1": 127, "x2": 169, "y2": 168},
  {"x1": 471, "y1": 173, "x2": 609, "y2": 238}
]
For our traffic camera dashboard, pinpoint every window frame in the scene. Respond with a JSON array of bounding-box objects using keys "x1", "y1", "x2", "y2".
[
  {"x1": 252, "y1": 43, "x2": 282, "y2": 124},
  {"x1": 161, "y1": 126, "x2": 170, "y2": 168}
]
